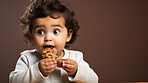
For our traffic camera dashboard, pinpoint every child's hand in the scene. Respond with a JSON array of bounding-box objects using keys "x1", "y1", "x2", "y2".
[
  {"x1": 39, "y1": 58, "x2": 57, "y2": 77},
  {"x1": 62, "y1": 59, "x2": 78, "y2": 77}
]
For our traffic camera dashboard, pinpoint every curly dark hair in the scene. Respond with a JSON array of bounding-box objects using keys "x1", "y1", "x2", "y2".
[{"x1": 20, "y1": 0, "x2": 80, "y2": 47}]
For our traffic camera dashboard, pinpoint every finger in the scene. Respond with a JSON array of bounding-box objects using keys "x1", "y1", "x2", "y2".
[
  {"x1": 63, "y1": 59, "x2": 74, "y2": 65},
  {"x1": 40, "y1": 59, "x2": 57, "y2": 67},
  {"x1": 45, "y1": 64, "x2": 56, "y2": 70},
  {"x1": 45, "y1": 58, "x2": 56, "y2": 63},
  {"x1": 63, "y1": 59, "x2": 77, "y2": 68},
  {"x1": 42, "y1": 61, "x2": 54, "y2": 67},
  {"x1": 47, "y1": 60, "x2": 57, "y2": 67},
  {"x1": 63, "y1": 63, "x2": 74, "y2": 69},
  {"x1": 63, "y1": 59, "x2": 71, "y2": 64},
  {"x1": 44, "y1": 68, "x2": 54, "y2": 74},
  {"x1": 62, "y1": 67, "x2": 74, "y2": 74},
  {"x1": 40, "y1": 58, "x2": 52, "y2": 64}
]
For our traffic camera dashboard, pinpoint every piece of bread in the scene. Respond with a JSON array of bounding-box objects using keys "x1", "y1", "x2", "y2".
[
  {"x1": 56, "y1": 57, "x2": 66, "y2": 67},
  {"x1": 42, "y1": 48, "x2": 65, "y2": 67},
  {"x1": 42, "y1": 48, "x2": 57, "y2": 59}
]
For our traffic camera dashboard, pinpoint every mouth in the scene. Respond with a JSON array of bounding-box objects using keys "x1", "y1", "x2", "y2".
[{"x1": 43, "y1": 45, "x2": 55, "y2": 49}]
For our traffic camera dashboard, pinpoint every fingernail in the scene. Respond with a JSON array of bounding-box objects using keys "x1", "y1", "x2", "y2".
[
  {"x1": 63, "y1": 61, "x2": 65, "y2": 64},
  {"x1": 55, "y1": 63, "x2": 57, "y2": 66},
  {"x1": 62, "y1": 62, "x2": 64, "y2": 66},
  {"x1": 54, "y1": 60, "x2": 57, "y2": 63}
]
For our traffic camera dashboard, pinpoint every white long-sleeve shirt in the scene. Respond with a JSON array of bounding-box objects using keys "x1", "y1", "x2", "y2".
[{"x1": 9, "y1": 49, "x2": 98, "y2": 83}]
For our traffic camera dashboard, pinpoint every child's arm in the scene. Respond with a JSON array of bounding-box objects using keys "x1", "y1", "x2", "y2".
[
  {"x1": 9, "y1": 54, "x2": 54, "y2": 83},
  {"x1": 63, "y1": 52, "x2": 99, "y2": 83}
]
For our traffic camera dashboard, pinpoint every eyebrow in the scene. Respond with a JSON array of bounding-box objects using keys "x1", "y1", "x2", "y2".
[
  {"x1": 34, "y1": 24, "x2": 63, "y2": 30},
  {"x1": 51, "y1": 24, "x2": 63, "y2": 28},
  {"x1": 34, "y1": 25, "x2": 45, "y2": 30}
]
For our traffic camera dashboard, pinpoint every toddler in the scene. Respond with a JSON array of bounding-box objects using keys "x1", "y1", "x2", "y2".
[{"x1": 9, "y1": 0, "x2": 98, "y2": 83}]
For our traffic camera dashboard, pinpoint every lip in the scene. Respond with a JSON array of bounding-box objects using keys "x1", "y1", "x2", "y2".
[{"x1": 43, "y1": 45, "x2": 55, "y2": 51}]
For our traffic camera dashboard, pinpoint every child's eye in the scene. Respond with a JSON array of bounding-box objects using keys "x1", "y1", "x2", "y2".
[
  {"x1": 53, "y1": 29, "x2": 60, "y2": 35},
  {"x1": 37, "y1": 30, "x2": 45, "y2": 35}
]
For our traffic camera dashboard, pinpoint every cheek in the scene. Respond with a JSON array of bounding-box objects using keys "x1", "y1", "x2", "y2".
[
  {"x1": 55, "y1": 35, "x2": 67, "y2": 46},
  {"x1": 33, "y1": 36, "x2": 44, "y2": 46}
]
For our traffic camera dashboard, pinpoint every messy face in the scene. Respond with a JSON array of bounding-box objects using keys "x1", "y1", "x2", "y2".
[{"x1": 30, "y1": 16, "x2": 73, "y2": 56}]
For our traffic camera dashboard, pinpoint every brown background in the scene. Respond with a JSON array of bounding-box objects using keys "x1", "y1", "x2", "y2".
[{"x1": 0, "y1": 0, "x2": 148, "y2": 83}]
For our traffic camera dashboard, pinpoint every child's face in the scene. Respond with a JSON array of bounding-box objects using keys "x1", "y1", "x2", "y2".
[{"x1": 30, "y1": 16, "x2": 73, "y2": 56}]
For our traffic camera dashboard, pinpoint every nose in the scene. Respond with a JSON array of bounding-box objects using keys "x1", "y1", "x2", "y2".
[{"x1": 44, "y1": 34, "x2": 53, "y2": 42}]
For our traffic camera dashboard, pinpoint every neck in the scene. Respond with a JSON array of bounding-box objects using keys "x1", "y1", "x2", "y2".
[{"x1": 57, "y1": 50, "x2": 64, "y2": 58}]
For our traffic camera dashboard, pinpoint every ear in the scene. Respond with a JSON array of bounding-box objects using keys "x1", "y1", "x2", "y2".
[
  {"x1": 28, "y1": 32, "x2": 33, "y2": 42},
  {"x1": 66, "y1": 29, "x2": 73, "y2": 42}
]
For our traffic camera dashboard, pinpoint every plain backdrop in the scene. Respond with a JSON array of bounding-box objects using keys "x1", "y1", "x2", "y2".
[{"x1": 0, "y1": 0, "x2": 148, "y2": 83}]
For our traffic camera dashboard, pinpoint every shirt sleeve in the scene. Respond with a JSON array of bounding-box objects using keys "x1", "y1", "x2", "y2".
[
  {"x1": 9, "y1": 54, "x2": 46, "y2": 83},
  {"x1": 68, "y1": 52, "x2": 99, "y2": 83}
]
